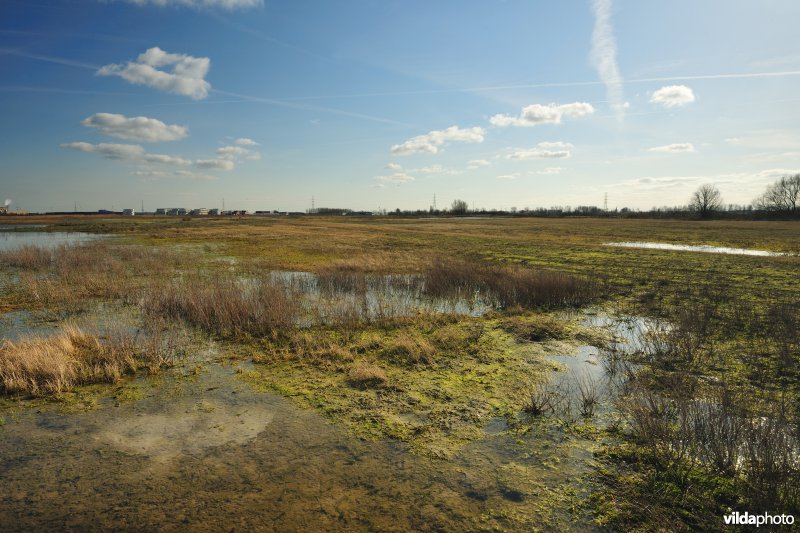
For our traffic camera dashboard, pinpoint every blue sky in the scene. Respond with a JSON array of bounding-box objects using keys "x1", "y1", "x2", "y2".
[{"x1": 1, "y1": 0, "x2": 799, "y2": 213}]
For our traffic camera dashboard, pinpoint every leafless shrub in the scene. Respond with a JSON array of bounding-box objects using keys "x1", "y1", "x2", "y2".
[
  {"x1": 575, "y1": 370, "x2": 603, "y2": 418},
  {"x1": 741, "y1": 411, "x2": 800, "y2": 512}
]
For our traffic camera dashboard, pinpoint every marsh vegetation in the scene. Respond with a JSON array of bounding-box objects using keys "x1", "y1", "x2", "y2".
[{"x1": 0, "y1": 215, "x2": 798, "y2": 530}]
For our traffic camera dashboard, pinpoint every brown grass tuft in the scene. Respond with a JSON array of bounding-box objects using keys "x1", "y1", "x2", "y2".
[
  {"x1": 0, "y1": 324, "x2": 159, "y2": 396},
  {"x1": 383, "y1": 331, "x2": 436, "y2": 366},
  {"x1": 347, "y1": 361, "x2": 388, "y2": 389}
]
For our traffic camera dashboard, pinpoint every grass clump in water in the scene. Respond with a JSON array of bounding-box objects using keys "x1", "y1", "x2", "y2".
[
  {"x1": 0, "y1": 324, "x2": 175, "y2": 396},
  {"x1": 424, "y1": 257, "x2": 601, "y2": 309}
]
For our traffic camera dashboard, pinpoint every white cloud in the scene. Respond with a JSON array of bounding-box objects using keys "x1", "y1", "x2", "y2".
[
  {"x1": 373, "y1": 172, "x2": 416, "y2": 184},
  {"x1": 467, "y1": 159, "x2": 491, "y2": 169},
  {"x1": 650, "y1": 85, "x2": 695, "y2": 108},
  {"x1": 246, "y1": 152, "x2": 262, "y2": 161},
  {"x1": 62, "y1": 141, "x2": 190, "y2": 165},
  {"x1": 81, "y1": 112, "x2": 187, "y2": 142},
  {"x1": 97, "y1": 47, "x2": 211, "y2": 100},
  {"x1": 61, "y1": 141, "x2": 144, "y2": 160},
  {"x1": 234, "y1": 137, "x2": 258, "y2": 146},
  {"x1": 537, "y1": 167, "x2": 563, "y2": 175},
  {"x1": 496, "y1": 174, "x2": 520, "y2": 180},
  {"x1": 537, "y1": 141, "x2": 574, "y2": 150},
  {"x1": 507, "y1": 142, "x2": 573, "y2": 160},
  {"x1": 143, "y1": 153, "x2": 191, "y2": 165},
  {"x1": 132, "y1": 169, "x2": 215, "y2": 180},
  {"x1": 489, "y1": 102, "x2": 594, "y2": 127},
  {"x1": 385, "y1": 162, "x2": 402, "y2": 171},
  {"x1": 648, "y1": 143, "x2": 696, "y2": 153},
  {"x1": 391, "y1": 126, "x2": 485, "y2": 155},
  {"x1": 121, "y1": 0, "x2": 263, "y2": 8},
  {"x1": 196, "y1": 158, "x2": 235, "y2": 170},
  {"x1": 412, "y1": 164, "x2": 460, "y2": 175},
  {"x1": 590, "y1": 0, "x2": 624, "y2": 120},
  {"x1": 216, "y1": 145, "x2": 249, "y2": 159}
]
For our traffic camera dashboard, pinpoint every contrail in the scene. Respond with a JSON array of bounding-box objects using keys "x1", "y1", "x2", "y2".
[
  {"x1": 212, "y1": 89, "x2": 414, "y2": 128},
  {"x1": 273, "y1": 70, "x2": 800, "y2": 101},
  {"x1": 0, "y1": 48, "x2": 100, "y2": 70},
  {"x1": 590, "y1": 0, "x2": 624, "y2": 121}
]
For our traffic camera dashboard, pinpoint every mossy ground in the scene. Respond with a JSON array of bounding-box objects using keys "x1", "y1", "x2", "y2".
[{"x1": 237, "y1": 313, "x2": 603, "y2": 457}]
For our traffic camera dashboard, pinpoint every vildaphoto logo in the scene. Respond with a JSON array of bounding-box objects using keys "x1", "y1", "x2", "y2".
[{"x1": 724, "y1": 511, "x2": 795, "y2": 527}]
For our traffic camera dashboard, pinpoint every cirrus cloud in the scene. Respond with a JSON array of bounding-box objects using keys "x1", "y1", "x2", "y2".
[
  {"x1": 391, "y1": 126, "x2": 485, "y2": 155},
  {"x1": 97, "y1": 47, "x2": 211, "y2": 100},
  {"x1": 81, "y1": 112, "x2": 187, "y2": 142}
]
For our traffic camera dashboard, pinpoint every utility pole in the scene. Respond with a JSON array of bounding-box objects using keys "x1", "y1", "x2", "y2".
[
  {"x1": 433, "y1": 194, "x2": 437, "y2": 211},
  {"x1": 604, "y1": 193, "x2": 608, "y2": 212},
  {"x1": 141, "y1": 199, "x2": 144, "y2": 214},
  {"x1": 222, "y1": 198, "x2": 225, "y2": 212},
  {"x1": 311, "y1": 196, "x2": 315, "y2": 214}
]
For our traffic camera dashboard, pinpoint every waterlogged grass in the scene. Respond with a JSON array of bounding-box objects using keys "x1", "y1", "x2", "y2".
[
  {"x1": 239, "y1": 313, "x2": 605, "y2": 457},
  {"x1": 1, "y1": 215, "x2": 798, "y2": 530}
]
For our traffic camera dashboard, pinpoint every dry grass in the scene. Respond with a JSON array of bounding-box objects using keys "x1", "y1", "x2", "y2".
[
  {"x1": 424, "y1": 257, "x2": 601, "y2": 309},
  {"x1": 382, "y1": 331, "x2": 436, "y2": 366},
  {"x1": 2, "y1": 242, "x2": 188, "y2": 311},
  {"x1": 0, "y1": 245, "x2": 52, "y2": 269},
  {"x1": 0, "y1": 324, "x2": 166, "y2": 396},
  {"x1": 347, "y1": 361, "x2": 388, "y2": 389},
  {"x1": 143, "y1": 274, "x2": 300, "y2": 340}
]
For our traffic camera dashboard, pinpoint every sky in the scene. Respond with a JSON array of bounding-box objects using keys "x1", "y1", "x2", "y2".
[{"x1": 1, "y1": 0, "x2": 800, "y2": 213}]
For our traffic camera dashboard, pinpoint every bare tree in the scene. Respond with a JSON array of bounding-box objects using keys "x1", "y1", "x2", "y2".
[
  {"x1": 689, "y1": 184, "x2": 722, "y2": 217},
  {"x1": 450, "y1": 199, "x2": 469, "y2": 215},
  {"x1": 754, "y1": 174, "x2": 800, "y2": 212}
]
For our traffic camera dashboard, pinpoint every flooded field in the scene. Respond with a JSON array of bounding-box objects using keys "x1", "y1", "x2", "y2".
[
  {"x1": 1, "y1": 215, "x2": 798, "y2": 530},
  {"x1": 604, "y1": 241, "x2": 788, "y2": 256},
  {"x1": 0, "y1": 231, "x2": 106, "y2": 251},
  {"x1": 0, "y1": 333, "x2": 602, "y2": 531}
]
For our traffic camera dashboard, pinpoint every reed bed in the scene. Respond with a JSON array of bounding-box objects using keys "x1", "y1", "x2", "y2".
[
  {"x1": 143, "y1": 274, "x2": 300, "y2": 339},
  {"x1": 423, "y1": 257, "x2": 601, "y2": 309}
]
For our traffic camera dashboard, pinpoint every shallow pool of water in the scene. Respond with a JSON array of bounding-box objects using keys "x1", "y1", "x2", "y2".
[
  {"x1": 0, "y1": 344, "x2": 600, "y2": 531},
  {"x1": 604, "y1": 241, "x2": 788, "y2": 256},
  {"x1": 0, "y1": 231, "x2": 105, "y2": 251}
]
